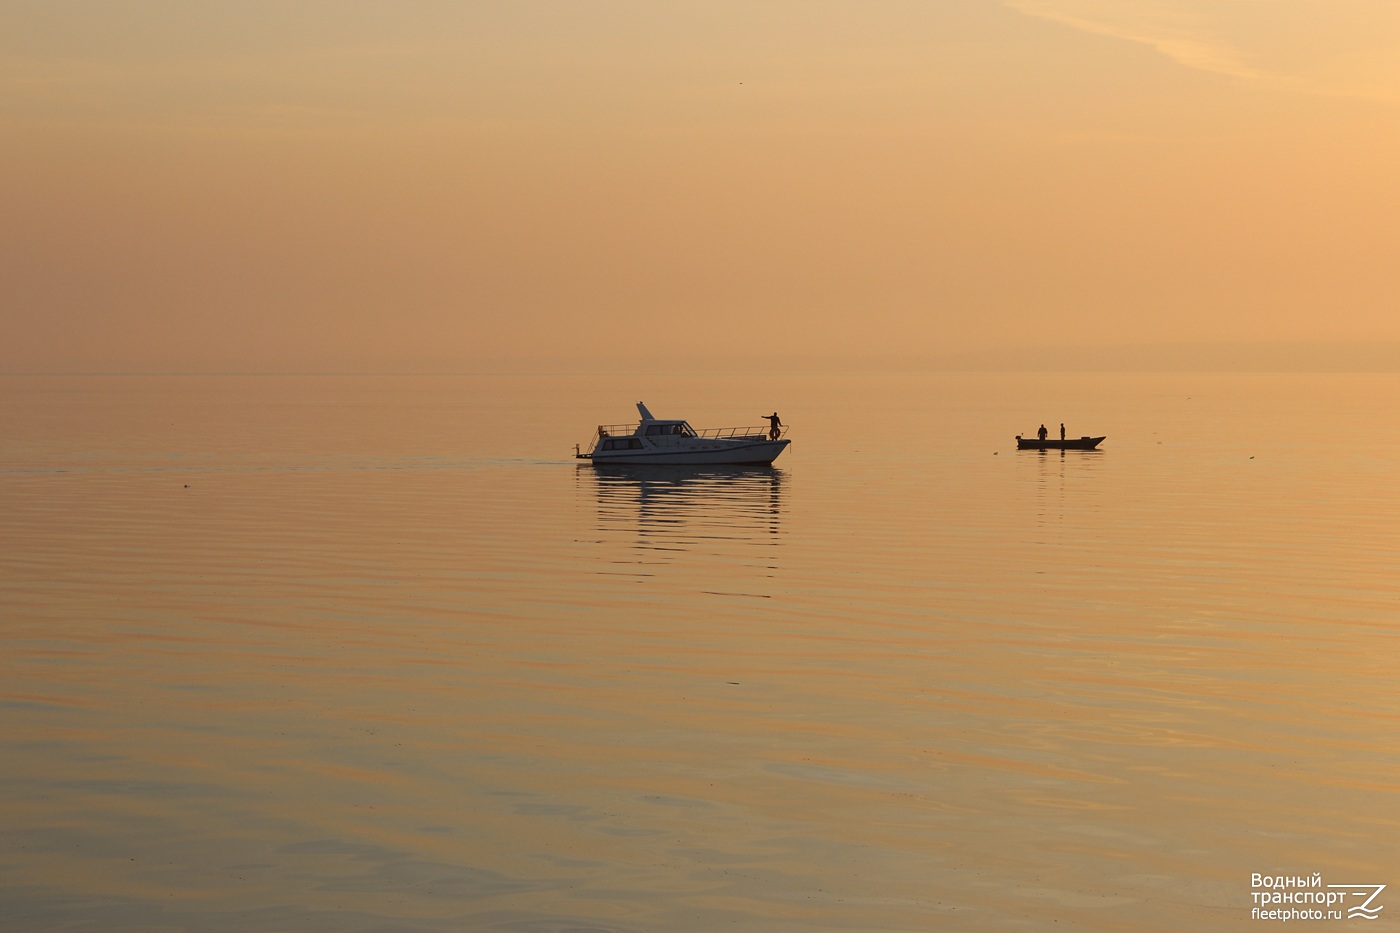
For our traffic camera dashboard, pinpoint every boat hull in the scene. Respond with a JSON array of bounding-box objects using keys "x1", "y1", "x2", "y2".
[
  {"x1": 1016, "y1": 436, "x2": 1105, "y2": 450},
  {"x1": 581, "y1": 439, "x2": 790, "y2": 465}
]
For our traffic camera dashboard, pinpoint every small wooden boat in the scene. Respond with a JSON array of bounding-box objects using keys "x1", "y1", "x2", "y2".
[{"x1": 1016, "y1": 435, "x2": 1105, "y2": 450}]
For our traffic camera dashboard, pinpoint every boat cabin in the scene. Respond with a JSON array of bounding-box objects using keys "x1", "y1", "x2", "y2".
[
  {"x1": 640, "y1": 421, "x2": 696, "y2": 438},
  {"x1": 577, "y1": 401, "x2": 787, "y2": 463},
  {"x1": 595, "y1": 419, "x2": 699, "y2": 450}
]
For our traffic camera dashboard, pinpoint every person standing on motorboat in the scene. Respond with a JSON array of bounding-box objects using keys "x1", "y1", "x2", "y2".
[
  {"x1": 1060, "y1": 423, "x2": 1066, "y2": 440},
  {"x1": 763, "y1": 412, "x2": 783, "y2": 441},
  {"x1": 1038, "y1": 424, "x2": 1048, "y2": 441}
]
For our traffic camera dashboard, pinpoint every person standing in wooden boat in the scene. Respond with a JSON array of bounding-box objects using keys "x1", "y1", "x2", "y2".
[{"x1": 1015, "y1": 429, "x2": 1106, "y2": 450}]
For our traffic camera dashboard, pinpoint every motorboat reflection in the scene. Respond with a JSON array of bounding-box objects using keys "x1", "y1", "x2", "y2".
[{"x1": 580, "y1": 463, "x2": 785, "y2": 555}]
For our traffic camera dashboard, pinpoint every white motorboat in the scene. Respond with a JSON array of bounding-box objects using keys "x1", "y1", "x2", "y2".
[{"x1": 576, "y1": 402, "x2": 790, "y2": 465}]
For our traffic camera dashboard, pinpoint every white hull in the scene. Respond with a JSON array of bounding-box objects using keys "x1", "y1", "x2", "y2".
[{"x1": 586, "y1": 439, "x2": 789, "y2": 466}]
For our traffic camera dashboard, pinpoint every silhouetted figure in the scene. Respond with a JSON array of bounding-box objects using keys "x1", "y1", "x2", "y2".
[
  {"x1": 763, "y1": 412, "x2": 783, "y2": 441},
  {"x1": 1060, "y1": 423, "x2": 1066, "y2": 440},
  {"x1": 1037, "y1": 424, "x2": 1048, "y2": 441}
]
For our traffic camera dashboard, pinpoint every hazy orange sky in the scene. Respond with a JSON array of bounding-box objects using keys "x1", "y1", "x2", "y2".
[{"x1": 5, "y1": 1, "x2": 1400, "y2": 371}]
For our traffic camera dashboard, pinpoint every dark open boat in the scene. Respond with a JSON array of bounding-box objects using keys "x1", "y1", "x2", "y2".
[{"x1": 1016, "y1": 435, "x2": 1105, "y2": 450}]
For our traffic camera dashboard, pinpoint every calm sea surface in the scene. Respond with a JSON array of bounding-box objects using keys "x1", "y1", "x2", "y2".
[{"x1": 2, "y1": 371, "x2": 1398, "y2": 931}]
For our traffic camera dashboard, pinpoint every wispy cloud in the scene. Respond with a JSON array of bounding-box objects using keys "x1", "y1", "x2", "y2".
[
  {"x1": 1003, "y1": 0, "x2": 1400, "y2": 102},
  {"x1": 1003, "y1": 0, "x2": 1261, "y2": 79}
]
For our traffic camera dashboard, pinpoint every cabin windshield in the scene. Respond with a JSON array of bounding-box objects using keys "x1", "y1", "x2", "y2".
[{"x1": 643, "y1": 422, "x2": 696, "y2": 437}]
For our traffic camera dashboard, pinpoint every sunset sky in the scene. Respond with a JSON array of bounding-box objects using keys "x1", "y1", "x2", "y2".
[{"x1": 5, "y1": 1, "x2": 1400, "y2": 371}]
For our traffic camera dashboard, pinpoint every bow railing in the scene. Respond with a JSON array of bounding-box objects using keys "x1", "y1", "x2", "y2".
[
  {"x1": 587, "y1": 421, "x2": 787, "y2": 447},
  {"x1": 694, "y1": 425, "x2": 784, "y2": 440}
]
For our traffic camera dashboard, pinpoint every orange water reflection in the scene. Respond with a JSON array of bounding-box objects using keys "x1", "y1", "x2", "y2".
[{"x1": 1, "y1": 373, "x2": 1397, "y2": 931}]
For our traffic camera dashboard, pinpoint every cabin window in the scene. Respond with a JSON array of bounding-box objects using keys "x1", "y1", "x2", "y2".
[{"x1": 601, "y1": 438, "x2": 643, "y2": 451}]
